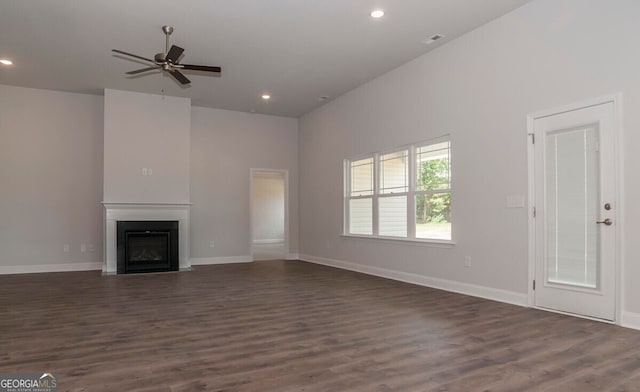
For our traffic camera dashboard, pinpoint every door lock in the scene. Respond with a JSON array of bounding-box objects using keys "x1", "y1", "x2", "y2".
[
  {"x1": 596, "y1": 218, "x2": 613, "y2": 226},
  {"x1": 604, "y1": 203, "x2": 612, "y2": 210}
]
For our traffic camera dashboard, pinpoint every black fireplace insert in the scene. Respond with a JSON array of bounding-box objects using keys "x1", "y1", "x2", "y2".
[{"x1": 117, "y1": 221, "x2": 179, "y2": 274}]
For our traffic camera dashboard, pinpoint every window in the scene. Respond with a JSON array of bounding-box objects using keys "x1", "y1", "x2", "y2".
[
  {"x1": 347, "y1": 157, "x2": 374, "y2": 235},
  {"x1": 415, "y1": 141, "x2": 451, "y2": 240},
  {"x1": 379, "y1": 150, "x2": 408, "y2": 237},
  {"x1": 344, "y1": 137, "x2": 451, "y2": 242}
]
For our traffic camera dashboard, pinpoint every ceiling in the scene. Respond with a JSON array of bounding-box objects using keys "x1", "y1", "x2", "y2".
[{"x1": 0, "y1": 0, "x2": 532, "y2": 118}]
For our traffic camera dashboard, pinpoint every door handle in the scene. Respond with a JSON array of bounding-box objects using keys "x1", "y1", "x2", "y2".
[{"x1": 596, "y1": 218, "x2": 613, "y2": 226}]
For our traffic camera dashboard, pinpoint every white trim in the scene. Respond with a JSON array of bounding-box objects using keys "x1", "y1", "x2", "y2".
[
  {"x1": 299, "y1": 254, "x2": 527, "y2": 307},
  {"x1": 249, "y1": 168, "x2": 290, "y2": 261},
  {"x1": 0, "y1": 262, "x2": 103, "y2": 275},
  {"x1": 286, "y1": 253, "x2": 300, "y2": 260},
  {"x1": 527, "y1": 113, "x2": 536, "y2": 308},
  {"x1": 526, "y1": 93, "x2": 624, "y2": 323},
  {"x1": 252, "y1": 239, "x2": 285, "y2": 245},
  {"x1": 613, "y1": 94, "x2": 625, "y2": 330},
  {"x1": 621, "y1": 311, "x2": 640, "y2": 331},
  {"x1": 341, "y1": 234, "x2": 455, "y2": 247},
  {"x1": 102, "y1": 202, "x2": 192, "y2": 206},
  {"x1": 190, "y1": 256, "x2": 253, "y2": 265},
  {"x1": 102, "y1": 203, "x2": 191, "y2": 274}
]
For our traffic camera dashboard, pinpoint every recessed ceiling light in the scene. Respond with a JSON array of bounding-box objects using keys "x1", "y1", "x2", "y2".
[
  {"x1": 0, "y1": 59, "x2": 13, "y2": 65},
  {"x1": 261, "y1": 94, "x2": 271, "y2": 100},
  {"x1": 370, "y1": 9, "x2": 385, "y2": 18}
]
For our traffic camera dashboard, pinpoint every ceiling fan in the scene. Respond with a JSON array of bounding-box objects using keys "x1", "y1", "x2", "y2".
[{"x1": 112, "y1": 25, "x2": 221, "y2": 85}]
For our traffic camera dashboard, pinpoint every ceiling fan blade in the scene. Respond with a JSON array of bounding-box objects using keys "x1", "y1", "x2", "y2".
[
  {"x1": 180, "y1": 64, "x2": 222, "y2": 73},
  {"x1": 112, "y1": 49, "x2": 154, "y2": 63},
  {"x1": 169, "y1": 69, "x2": 191, "y2": 85},
  {"x1": 166, "y1": 45, "x2": 184, "y2": 63},
  {"x1": 126, "y1": 66, "x2": 159, "y2": 75}
]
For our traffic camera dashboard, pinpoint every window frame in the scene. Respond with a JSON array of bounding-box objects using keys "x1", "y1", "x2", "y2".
[
  {"x1": 377, "y1": 147, "x2": 409, "y2": 238},
  {"x1": 344, "y1": 155, "x2": 375, "y2": 236},
  {"x1": 343, "y1": 136, "x2": 453, "y2": 245}
]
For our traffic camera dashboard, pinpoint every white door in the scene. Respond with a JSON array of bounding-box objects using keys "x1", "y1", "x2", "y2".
[{"x1": 532, "y1": 101, "x2": 617, "y2": 321}]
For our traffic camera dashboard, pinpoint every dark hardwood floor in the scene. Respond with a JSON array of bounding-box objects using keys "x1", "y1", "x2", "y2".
[{"x1": 1, "y1": 261, "x2": 640, "y2": 391}]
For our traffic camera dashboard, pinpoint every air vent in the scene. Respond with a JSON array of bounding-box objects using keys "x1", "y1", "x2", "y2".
[{"x1": 423, "y1": 34, "x2": 445, "y2": 45}]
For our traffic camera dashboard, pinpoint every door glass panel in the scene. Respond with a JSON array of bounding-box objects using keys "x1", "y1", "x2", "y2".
[{"x1": 545, "y1": 126, "x2": 599, "y2": 288}]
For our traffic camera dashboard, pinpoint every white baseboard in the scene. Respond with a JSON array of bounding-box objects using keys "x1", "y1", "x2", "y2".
[
  {"x1": 286, "y1": 253, "x2": 300, "y2": 260},
  {"x1": 190, "y1": 256, "x2": 253, "y2": 265},
  {"x1": 252, "y1": 239, "x2": 285, "y2": 245},
  {"x1": 0, "y1": 262, "x2": 103, "y2": 275},
  {"x1": 621, "y1": 311, "x2": 640, "y2": 331},
  {"x1": 299, "y1": 254, "x2": 528, "y2": 307}
]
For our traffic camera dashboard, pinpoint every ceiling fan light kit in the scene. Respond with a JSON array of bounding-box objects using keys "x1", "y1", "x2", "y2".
[{"x1": 112, "y1": 25, "x2": 221, "y2": 86}]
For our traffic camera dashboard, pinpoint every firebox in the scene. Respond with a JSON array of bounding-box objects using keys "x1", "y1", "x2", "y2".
[{"x1": 117, "y1": 221, "x2": 179, "y2": 274}]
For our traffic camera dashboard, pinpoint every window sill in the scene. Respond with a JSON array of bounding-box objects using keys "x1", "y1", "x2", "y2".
[{"x1": 340, "y1": 234, "x2": 456, "y2": 247}]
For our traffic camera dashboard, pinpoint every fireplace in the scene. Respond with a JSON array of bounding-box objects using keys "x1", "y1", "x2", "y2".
[{"x1": 117, "y1": 221, "x2": 179, "y2": 274}]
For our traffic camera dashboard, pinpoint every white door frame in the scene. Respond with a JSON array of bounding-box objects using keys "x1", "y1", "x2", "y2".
[
  {"x1": 249, "y1": 168, "x2": 290, "y2": 260},
  {"x1": 527, "y1": 93, "x2": 624, "y2": 323}
]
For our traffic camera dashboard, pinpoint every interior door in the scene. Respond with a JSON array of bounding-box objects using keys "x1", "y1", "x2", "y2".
[{"x1": 533, "y1": 101, "x2": 616, "y2": 321}]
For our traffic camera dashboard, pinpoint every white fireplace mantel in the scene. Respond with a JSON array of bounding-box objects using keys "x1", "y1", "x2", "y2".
[{"x1": 102, "y1": 202, "x2": 191, "y2": 274}]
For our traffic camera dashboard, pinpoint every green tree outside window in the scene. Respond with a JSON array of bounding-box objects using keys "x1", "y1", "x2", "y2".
[{"x1": 416, "y1": 158, "x2": 450, "y2": 224}]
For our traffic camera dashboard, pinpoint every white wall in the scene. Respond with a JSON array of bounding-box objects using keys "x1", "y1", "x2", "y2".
[
  {"x1": 0, "y1": 85, "x2": 103, "y2": 269},
  {"x1": 299, "y1": 0, "x2": 640, "y2": 313},
  {"x1": 190, "y1": 107, "x2": 298, "y2": 259},
  {"x1": 103, "y1": 89, "x2": 191, "y2": 203},
  {"x1": 0, "y1": 86, "x2": 297, "y2": 270},
  {"x1": 252, "y1": 173, "x2": 285, "y2": 242}
]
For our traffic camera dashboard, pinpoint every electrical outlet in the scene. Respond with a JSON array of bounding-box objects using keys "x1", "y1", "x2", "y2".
[
  {"x1": 142, "y1": 168, "x2": 148, "y2": 176},
  {"x1": 80, "y1": 243, "x2": 86, "y2": 253},
  {"x1": 63, "y1": 244, "x2": 70, "y2": 253},
  {"x1": 209, "y1": 241, "x2": 215, "y2": 248},
  {"x1": 148, "y1": 169, "x2": 153, "y2": 175},
  {"x1": 464, "y1": 256, "x2": 471, "y2": 268}
]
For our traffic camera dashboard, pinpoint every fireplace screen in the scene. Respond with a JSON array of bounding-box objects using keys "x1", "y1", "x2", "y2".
[
  {"x1": 117, "y1": 221, "x2": 179, "y2": 274},
  {"x1": 127, "y1": 233, "x2": 168, "y2": 263}
]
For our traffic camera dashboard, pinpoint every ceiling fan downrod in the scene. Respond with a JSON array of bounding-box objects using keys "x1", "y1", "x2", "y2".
[{"x1": 162, "y1": 25, "x2": 173, "y2": 54}]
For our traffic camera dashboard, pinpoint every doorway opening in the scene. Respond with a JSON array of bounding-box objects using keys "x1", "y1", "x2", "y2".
[{"x1": 250, "y1": 169, "x2": 288, "y2": 260}]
